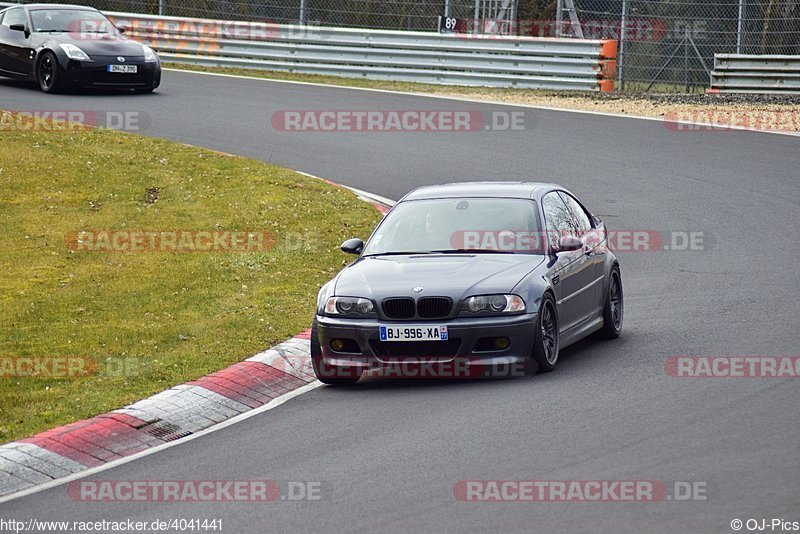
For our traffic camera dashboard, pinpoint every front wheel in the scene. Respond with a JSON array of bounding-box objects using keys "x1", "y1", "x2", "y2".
[
  {"x1": 310, "y1": 321, "x2": 362, "y2": 386},
  {"x1": 37, "y1": 52, "x2": 62, "y2": 94},
  {"x1": 529, "y1": 294, "x2": 559, "y2": 373},
  {"x1": 599, "y1": 266, "x2": 623, "y2": 339}
]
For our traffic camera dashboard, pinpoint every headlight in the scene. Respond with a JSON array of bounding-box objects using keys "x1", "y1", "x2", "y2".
[
  {"x1": 462, "y1": 294, "x2": 526, "y2": 314},
  {"x1": 143, "y1": 45, "x2": 158, "y2": 63},
  {"x1": 324, "y1": 297, "x2": 375, "y2": 316},
  {"x1": 59, "y1": 43, "x2": 91, "y2": 61}
]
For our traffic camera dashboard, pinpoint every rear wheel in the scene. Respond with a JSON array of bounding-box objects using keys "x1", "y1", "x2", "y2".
[
  {"x1": 599, "y1": 266, "x2": 623, "y2": 339},
  {"x1": 310, "y1": 321, "x2": 362, "y2": 386},
  {"x1": 529, "y1": 294, "x2": 559, "y2": 373},
  {"x1": 37, "y1": 52, "x2": 61, "y2": 94}
]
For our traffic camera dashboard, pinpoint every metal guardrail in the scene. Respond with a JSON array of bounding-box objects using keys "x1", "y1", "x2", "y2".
[
  {"x1": 97, "y1": 11, "x2": 618, "y2": 92},
  {"x1": 710, "y1": 54, "x2": 800, "y2": 95}
]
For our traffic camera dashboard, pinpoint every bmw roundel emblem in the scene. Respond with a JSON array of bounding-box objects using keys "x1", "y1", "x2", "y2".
[
  {"x1": 412, "y1": 287, "x2": 424, "y2": 293},
  {"x1": 117, "y1": 56, "x2": 126, "y2": 62}
]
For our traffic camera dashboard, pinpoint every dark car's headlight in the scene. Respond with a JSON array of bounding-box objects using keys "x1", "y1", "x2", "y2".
[
  {"x1": 143, "y1": 45, "x2": 159, "y2": 63},
  {"x1": 323, "y1": 297, "x2": 376, "y2": 317},
  {"x1": 461, "y1": 294, "x2": 526, "y2": 315},
  {"x1": 59, "y1": 43, "x2": 91, "y2": 61}
]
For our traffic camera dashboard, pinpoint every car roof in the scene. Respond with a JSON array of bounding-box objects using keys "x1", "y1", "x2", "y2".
[
  {"x1": 10, "y1": 4, "x2": 100, "y2": 11},
  {"x1": 400, "y1": 182, "x2": 565, "y2": 202}
]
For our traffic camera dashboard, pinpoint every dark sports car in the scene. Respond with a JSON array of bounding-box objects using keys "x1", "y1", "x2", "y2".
[
  {"x1": 0, "y1": 4, "x2": 160, "y2": 93},
  {"x1": 312, "y1": 182, "x2": 624, "y2": 385}
]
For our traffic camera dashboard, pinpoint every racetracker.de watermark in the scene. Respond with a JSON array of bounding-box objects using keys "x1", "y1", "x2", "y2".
[
  {"x1": 665, "y1": 356, "x2": 800, "y2": 378},
  {"x1": 67, "y1": 480, "x2": 322, "y2": 502},
  {"x1": 0, "y1": 356, "x2": 95, "y2": 379},
  {"x1": 0, "y1": 356, "x2": 151, "y2": 379},
  {"x1": 448, "y1": 229, "x2": 708, "y2": 253},
  {"x1": 664, "y1": 110, "x2": 800, "y2": 133},
  {"x1": 108, "y1": 16, "x2": 321, "y2": 41},
  {"x1": 453, "y1": 480, "x2": 707, "y2": 502},
  {"x1": 64, "y1": 230, "x2": 276, "y2": 253},
  {"x1": 0, "y1": 110, "x2": 149, "y2": 132},
  {"x1": 450, "y1": 17, "x2": 669, "y2": 41},
  {"x1": 271, "y1": 110, "x2": 528, "y2": 132},
  {"x1": 316, "y1": 358, "x2": 528, "y2": 380}
]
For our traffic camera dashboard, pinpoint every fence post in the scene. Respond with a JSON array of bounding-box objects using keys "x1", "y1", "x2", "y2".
[
  {"x1": 445, "y1": 0, "x2": 451, "y2": 18},
  {"x1": 300, "y1": 0, "x2": 308, "y2": 24},
  {"x1": 618, "y1": 0, "x2": 629, "y2": 90},
  {"x1": 158, "y1": 0, "x2": 165, "y2": 16},
  {"x1": 555, "y1": 0, "x2": 564, "y2": 37},
  {"x1": 736, "y1": 0, "x2": 746, "y2": 53}
]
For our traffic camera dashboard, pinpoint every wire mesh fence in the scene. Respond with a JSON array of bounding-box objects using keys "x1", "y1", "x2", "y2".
[
  {"x1": 16, "y1": 0, "x2": 800, "y2": 91},
  {"x1": 23, "y1": 0, "x2": 484, "y2": 30},
  {"x1": 571, "y1": 0, "x2": 800, "y2": 92}
]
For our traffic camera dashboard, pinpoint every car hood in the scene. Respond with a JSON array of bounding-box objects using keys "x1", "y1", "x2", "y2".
[
  {"x1": 36, "y1": 33, "x2": 146, "y2": 56},
  {"x1": 334, "y1": 253, "x2": 545, "y2": 301}
]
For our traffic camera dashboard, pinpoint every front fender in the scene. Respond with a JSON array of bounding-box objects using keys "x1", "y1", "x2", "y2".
[
  {"x1": 33, "y1": 43, "x2": 70, "y2": 76},
  {"x1": 512, "y1": 271, "x2": 553, "y2": 316}
]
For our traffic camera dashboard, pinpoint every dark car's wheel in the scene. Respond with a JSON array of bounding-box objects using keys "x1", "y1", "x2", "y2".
[
  {"x1": 37, "y1": 52, "x2": 62, "y2": 94},
  {"x1": 529, "y1": 293, "x2": 559, "y2": 373},
  {"x1": 310, "y1": 321, "x2": 362, "y2": 386},
  {"x1": 134, "y1": 86, "x2": 156, "y2": 94},
  {"x1": 599, "y1": 266, "x2": 623, "y2": 339}
]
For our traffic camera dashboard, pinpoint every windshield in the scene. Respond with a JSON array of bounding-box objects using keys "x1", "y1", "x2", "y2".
[
  {"x1": 30, "y1": 9, "x2": 116, "y2": 34},
  {"x1": 363, "y1": 198, "x2": 544, "y2": 256}
]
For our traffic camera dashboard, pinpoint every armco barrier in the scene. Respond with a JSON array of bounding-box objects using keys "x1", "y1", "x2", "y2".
[
  {"x1": 108, "y1": 12, "x2": 617, "y2": 91},
  {"x1": 710, "y1": 54, "x2": 800, "y2": 95},
  {"x1": 0, "y1": 1, "x2": 616, "y2": 92}
]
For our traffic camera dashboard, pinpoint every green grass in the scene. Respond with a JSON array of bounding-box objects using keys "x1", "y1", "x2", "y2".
[{"x1": 0, "y1": 111, "x2": 382, "y2": 442}]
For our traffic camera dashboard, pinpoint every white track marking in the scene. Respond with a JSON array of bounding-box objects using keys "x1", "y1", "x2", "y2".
[{"x1": 295, "y1": 171, "x2": 397, "y2": 207}]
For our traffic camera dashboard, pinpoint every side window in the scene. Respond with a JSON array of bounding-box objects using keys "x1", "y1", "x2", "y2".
[
  {"x1": 542, "y1": 192, "x2": 580, "y2": 249},
  {"x1": 558, "y1": 192, "x2": 593, "y2": 235},
  {"x1": 3, "y1": 8, "x2": 26, "y2": 27}
]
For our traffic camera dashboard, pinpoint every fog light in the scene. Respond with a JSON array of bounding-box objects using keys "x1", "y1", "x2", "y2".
[
  {"x1": 494, "y1": 337, "x2": 510, "y2": 350},
  {"x1": 331, "y1": 339, "x2": 345, "y2": 352}
]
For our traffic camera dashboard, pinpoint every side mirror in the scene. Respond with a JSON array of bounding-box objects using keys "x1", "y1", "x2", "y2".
[
  {"x1": 9, "y1": 24, "x2": 26, "y2": 32},
  {"x1": 555, "y1": 235, "x2": 582, "y2": 254},
  {"x1": 116, "y1": 25, "x2": 128, "y2": 34},
  {"x1": 340, "y1": 238, "x2": 364, "y2": 255}
]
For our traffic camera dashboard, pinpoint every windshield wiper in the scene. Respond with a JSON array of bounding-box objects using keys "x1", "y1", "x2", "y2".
[
  {"x1": 37, "y1": 29, "x2": 110, "y2": 33},
  {"x1": 363, "y1": 250, "x2": 454, "y2": 258},
  {"x1": 363, "y1": 251, "x2": 440, "y2": 257},
  {"x1": 430, "y1": 249, "x2": 517, "y2": 255}
]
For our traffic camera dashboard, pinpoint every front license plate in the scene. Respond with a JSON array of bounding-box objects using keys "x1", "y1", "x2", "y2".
[
  {"x1": 379, "y1": 325, "x2": 448, "y2": 342},
  {"x1": 108, "y1": 65, "x2": 137, "y2": 73}
]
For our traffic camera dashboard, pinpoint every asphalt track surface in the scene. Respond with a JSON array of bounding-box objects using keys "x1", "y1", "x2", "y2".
[{"x1": 1, "y1": 71, "x2": 799, "y2": 533}]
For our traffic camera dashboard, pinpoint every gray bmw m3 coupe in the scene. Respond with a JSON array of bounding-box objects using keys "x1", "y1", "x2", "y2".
[{"x1": 312, "y1": 182, "x2": 623, "y2": 385}]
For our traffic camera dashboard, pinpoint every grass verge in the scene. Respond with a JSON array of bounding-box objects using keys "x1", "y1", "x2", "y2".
[{"x1": 0, "y1": 111, "x2": 382, "y2": 443}]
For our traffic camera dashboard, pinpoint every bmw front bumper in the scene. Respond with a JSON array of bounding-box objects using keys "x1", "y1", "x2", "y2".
[{"x1": 314, "y1": 312, "x2": 538, "y2": 377}]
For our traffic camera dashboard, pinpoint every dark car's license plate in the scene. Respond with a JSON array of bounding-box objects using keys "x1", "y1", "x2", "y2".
[
  {"x1": 379, "y1": 325, "x2": 448, "y2": 341},
  {"x1": 108, "y1": 65, "x2": 138, "y2": 73}
]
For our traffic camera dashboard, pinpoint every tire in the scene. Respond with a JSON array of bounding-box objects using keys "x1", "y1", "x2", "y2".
[
  {"x1": 37, "y1": 52, "x2": 62, "y2": 94},
  {"x1": 529, "y1": 293, "x2": 559, "y2": 374},
  {"x1": 134, "y1": 86, "x2": 155, "y2": 94},
  {"x1": 310, "y1": 320, "x2": 362, "y2": 386},
  {"x1": 599, "y1": 266, "x2": 623, "y2": 339}
]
